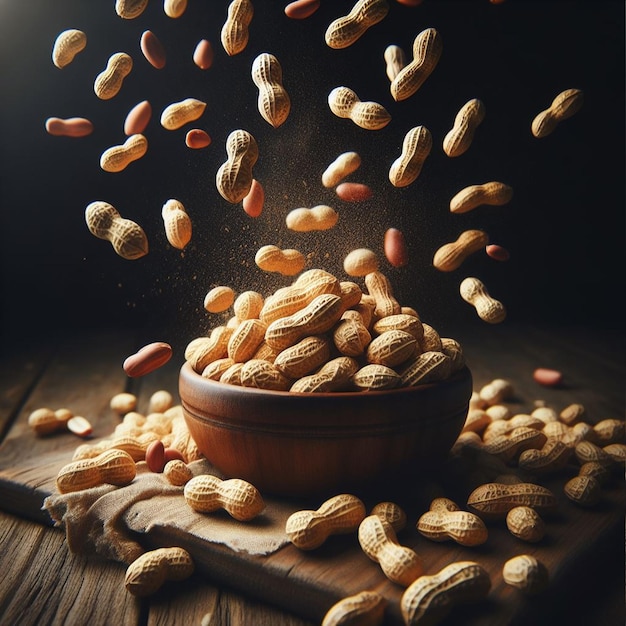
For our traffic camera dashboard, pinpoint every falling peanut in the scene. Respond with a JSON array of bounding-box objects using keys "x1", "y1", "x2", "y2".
[
  {"x1": 322, "y1": 151, "x2": 362, "y2": 188},
  {"x1": 216, "y1": 129, "x2": 259, "y2": 203},
  {"x1": 384, "y1": 44, "x2": 406, "y2": 81},
  {"x1": 324, "y1": 0, "x2": 390, "y2": 50},
  {"x1": 286, "y1": 205, "x2": 338, "y2": 232},
  {"x1": 328, "y1": 86, "x2": 391, "y2": 130},
  {"x1": 531, "y1": 88, "x2": 584, "y2": 138},
  {"x1": 254, "y1": 245, "x2": 305, "y2": 276},
  {"x1": 221, "y1": 0, "x2": 254, "y2": 56},
  {"x1": 389, "y1": 125, "x2": 432, "y2": 187},
  {"x1": 251, "y1": 52, "x2": 291, "y2": 128},
  {"x1": 460, "y1": 277, "x2": 506, "y2": 324},
  {"x1": 52, "y1": 29, "x2": 87, "y2": 68},
  {"x1": 45, "y1": 117, "x2": 93, "y2": 138},
  {"x1": 443, "y1": 98, "x2": 486, "y2": 157},
  {"x1": 116, "y1": 0, "x2": 149, "y2": 19},
  {"x1": 100, "y1": 134, "x2": 148, "y2": 173},
  {"x1": 160, "y1": 98, "x2": 206, "y2": 131},
  {"x1": 433, "y1": 230, "x2": 489, "y2": 272},
  {"x1": 164, "y1": 0, "x2": 188, "y2": 18},
  {"x1": 94, "y1": 52, "x2": 133, "y2": 100},
  {"x1": 161, "y1": 199, "x2": 192, "y2": 249},
  {"x1": 450, "y1": 181, "x2": 513, "y2": 214}
]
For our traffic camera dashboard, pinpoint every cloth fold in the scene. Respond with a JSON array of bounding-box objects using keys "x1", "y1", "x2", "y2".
[{"x1": 43, "y1": 459, "x2": 296, "y2": 565}]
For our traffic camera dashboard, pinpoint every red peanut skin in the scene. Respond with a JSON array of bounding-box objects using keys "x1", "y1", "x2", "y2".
[
  {"x1": 124, "y1": 101, "x2": 152, "y2": 135},
  {"x1": 384, "y1": 228, "x2": 409, "y2": 267},
  {"x1": 193, "y1": 39, "x2": 214, "y2": 69},
  {"x1": 123, "y1": 342, "x2": 172, "y2": 377},
  {"x1": 336, "y1": 182, "x2": 373, "y2": 202},
  {"x1": 533, "y1": 368, "x2": 563, "y2": 387},
  {"x1": 284, "y1": 0, "x2": 320, "y2": 19},
  {"x1": 185, "y1": 129, "x2": 211, "y2": 149},
  {"x1": 45, "y1": 117, "x2": 93, "y2": 137},
  {"x1": 486, "y1": 244, "x2": 510, "y2": 262},
  {"x1": 140, "y1": 30, "x2": 166, "y2": 69},
  {"x1": 243, "y1": 179, "x2": 265, "y2": 218}
]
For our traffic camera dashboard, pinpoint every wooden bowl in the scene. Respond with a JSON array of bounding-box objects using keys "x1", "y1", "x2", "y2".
[{"x1": 179, "y1": 362, "x2": 472, "y2": 498}]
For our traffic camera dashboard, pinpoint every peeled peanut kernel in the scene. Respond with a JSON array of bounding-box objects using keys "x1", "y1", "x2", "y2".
[
  {"x1": 184, "y1": 474, "x2": 265, "y2": 521},
  {"x1": 401, "y1": 561, "x2": 491, "y2": 625},
  {"x1": 164, "y1": 0, "x2": 188, "y2": 18},
  {"x1": 242, "y1": 179, "x2": 264, "y2": 217},
  {"x1": 467, "y1": 481, "x2": 557, "y2": 518},
  {"x1": 85, "y1": 201, "x2": 148, "y2": 260},
  {"x1": 45, "y1": 117, "x2": 93, "y2": 138},
  {"x1": 460, "y1": 277, "x2": 506, "y2": 324},
  {"x1": 123, "y1": 342, "x2": 173, "y2": 377},
  {"x1": 286, "y1": 205, "x2": 338, "y2": 232},
  {"x1": 216, "y1": 129, "x2": 259, "y2": 203},
  {"x1": 389, "y1": 125, "x2": 432, "y2": 187},
  {"x1": 416, "y1": 498, "x2": 488, "y2": 547},
  {"x1": 506, "y1": 506, "x2": 546, "y2": 543},
  {"x1": 52, "y1": 29, "x2": 87, "y2": 68},
  {"x1": 531, "y1": 88, "x2": 584, "y2": 138},
  {"x1": 450, "y1": 181, "x2": 513, "y2": 214},
  {"x1": 328, "y1": 86, "x2": 391, "y2": 130},
  {"x1": 384, "y1": 44, "x2": 406, "y2": 81},
  {"x1": 255, "y1": 245, "x2": 305, "y2": 276},
  {"x1": 285, "y1": 0, "x2": 321, "y2": 20},
  {"x1": 125, "y1": 547, "x2": 194, "y2": 597},
  {"x1": 433, "y1": 230, "x2": 489, "y2": 272},
  {"x1": 100, "y1": 134, "x2": 148, "y2": 173},
  {"x1": 116, "y1": 0, "x2": 149, "y2": 19},
  {"x1": 67, "y1": 416, "x2": 93, "y2": 438},
  {"x1": 443, "y1": 98, "x2": 486, "y2": 157},
  {"x1": 502, "y1": 555, "x2": 549, "y2": 595},
  {"x1": 146, "y1": 440, "x2": 166, "y2": 473},
  {"x1": 384, "y1": 227, "x2": 409, "y2": 267},
  {"x1": 56, "y1": 449, "x2": 136, "y2": 493},
  {"x1": 124, "y1": 100, "x2": 152, "y2": 135},
  {"x1": 164, "y1": 459, "x2": 193, "y2": 486},
  {"x1": 160, "y1": 98, "x2": 206, "y2": 131},
  {"x1": 486, "y1": 243, "x2": 510, "y2": 262},
  {"x1": 390, "y1": 27, "x2": 442, "y2": 102},
  {"x1": 94, "y1": 52, "x2": 133, "y2": 100},
  {"x1": 358, "y1": 515, "x2": 423, "y2": 586},
  {"x1": 252, "y1": 52, "x2": 291, "y2": 128},
  {"x1": 161, "y1": 198, "x2": 192, "y2": 250},
  {"x1": 286, "y1": 494, "x2": 366, "y2": 550},
  {"x1": 322, "y1": 590, "x2": 386, "y2": 626},
  {"x1": 336, "y1": 182, "x2": 373, "y2": 202},
  {"x1": 325, "y1": 0, "x2": 390, "y2": 49},
  {"x1": 221, "y1": 0, "x2": 254, "y2": 56},
  {"x1": 533, "y1": 367, "x2": 563, "y2": 387},
  {"x1": 193, "y1": 39, "x2": 214, "y2": 69},
  {"x1": 204, "y1": 286, "x2": 236, "y2": 313},
  {"x1": 343, "y1": 248, "x2": 379, "y2": 277},
  {"x1": 322, "y1": 151, "x2": 361, "y2": 188},
  {"x1": 140, "y1": 30, "x2": 166, "y2": 69}
]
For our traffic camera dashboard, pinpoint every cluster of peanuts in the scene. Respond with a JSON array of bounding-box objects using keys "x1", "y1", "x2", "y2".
[{"x1": 191, "y1": 266, "x2": 466, "y2": 393}]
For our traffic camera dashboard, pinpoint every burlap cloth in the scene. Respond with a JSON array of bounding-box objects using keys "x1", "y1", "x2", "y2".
[{"x1": 43, "y1": 459, "x2": 297, "y2": 565}]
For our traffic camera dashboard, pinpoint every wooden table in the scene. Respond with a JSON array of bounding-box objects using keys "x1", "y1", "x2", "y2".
[{"x1": 0, "y1": 322, "x2": 624, "y2": 626}]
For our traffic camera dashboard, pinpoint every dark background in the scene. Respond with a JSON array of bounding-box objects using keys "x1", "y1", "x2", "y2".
[{"x1": 0, "y1": 1, "x2": 624, "y2": 353}]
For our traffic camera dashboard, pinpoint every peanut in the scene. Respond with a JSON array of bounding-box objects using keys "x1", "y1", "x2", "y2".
[
  {"x1": 161, "y1": 198, "x2": 192, "y2": 250},
  {"x1": 232, "y1": 290, "x2": 264, "y2": 321},
  {"x1": 285, "y1": 0, "x2": 321, "y2": 20},
  {"x1": 125, "y1": 547, "x2": 194, "y2": 596},
  {"x1": 482, "y1": 426, "x2": 548, "y2": 463},
  {"x1": 479, "y1": 378, "x2": 513, "y2": 405},
  {"x1": 242, "y1": 178, "x2": 265, "y2": 217},
  {"x1": 164, "y1": 0, "x2": 188, "y2": 18},
  {"x1": 518, "y1": 438, "x2": 572, "y2": 474},
  {"x1": 389, "y1": 125, "x2": 432, "y2": 187},
  {"x1": 265, "y1": 293, "x2": 344, "y2": 351},
  {"x1": 185, "y1": 326, "x2": 233, "y2": 373},
  {"x1": 123, "y1": 341, "x2": 172, "y2": 377},
  {"x1": 322, "y1": 590, "x2": 386, "y2": 626},
  {"x1": 531, "y1": 88, "x2": 584, "y2": 138},
  {"x1": 450, "y1": 181, "x2": 513, "y2": 214},
  {"x1": 384, "y1": 44, "x2": 406, "y2": 81},
  {"x1": 28, "y1": 407, "x2": 72, "y2": 436},
  {"x1": 352, "y1": 364, "x2": 401, "y2": 390},
  {"x1": 559, "y1": 402, "x2": 586, "y2": 425},
  {"x1": 140, "y1": 30, "x2": 166, "y2": 69},
  {"x1": 443, "y1": 98, "x2": 486, "y2": 158},
  {"x1": 56, "y1": 449, "x2": 136, "y2": 494},
  {"x1": 343, "y1": 248, "x2": 379, "y2": 277},
  {"x1": 336, "y1": 181, "x2": 373, "y2": 202},
  {"x1": 325, "y1": 0, "x2": 389, "y2": 49},
  {"x1": 399, "y1": 351, "x2": 452, "y2": 387},
  {"x1": 204, "y1": 286, "x2": 236, "y2": 313},
  {"x1": 45, "y1": 117, "x2": 94, "y2": 138},
  {"x1": 286, "y1": 494, "x2": 366, "y2": 550},
  {"x1": 100, "y1": 134, "x2": 148, "y2": 173},
  {"x1": 110, "y1": 392, "x2": 138, "y2": 416},
  {"x1": 255, "y1": 244, "x2": 305, "y2": 276},
  {"x1": 502, "y1": 555, "x2": 549, "y2": 595},
  {"x1": 416, "y1": 498, "x2": 488, "y2": 547},
  {"x1": 467, "y1": 481, "x2": 557, "y2": 518},
  {"x1": 574, "y1": 440, "x2": 615, "y2": 467},
  {"x1": 364, "y1": 271, "x2": 401, "y2": 318},
  {"x1": 366, "y1": 329, "x2": 416, "y2": 367},
  {"x1": 290, "y1": 356, "x2": 359, "y2": 393},
  {"x1": 124, "y1": 100, "x2": 152, "y2": 135},
  {"x1": 149, "y1": 390, "x2": 173, "y2": 414},
  {"x1": 227, "y1": 319, "x2": 267, "y2": 362},
  {"x1": 372, "y1": 313, "x2": 423, "y2": 342},
  {"x1": 185, "y1": 128, "x2": 211, "y2": 149},
  {"x1": 328, "y1": 86, "x2": 391, "y2": 130},
  {"x1": 358, "y1": 515, "x2": 423, "y2": 586},
  {"x1": 164, "y1": 459, "x2": 193, "y2": 486},
  {"x1": 52, "y1": 29, "x2": 87, "y2": 68},
  {"x1": 322, "y1": 151, "x2": 362, "y2": 188},
  {"x1": 216, "y1": 129, "x2": 259, "y2": 203},
  {"x1": 240, "y1": 359, "x2": 291, "y2": 391},
  {"x1": 384, "y1": 227, "x2": 409, "y2": 268},
  {"x1": 401, "y1": 561, "x2": 491, "y2": 625},
  {"x1": 184, "y1": 474, "x2": 265, "y2": 521},
  {"x1": 564, "y1": 475, "x2": 601, "y2": 507},
  {"x1": 286, "y1": 205, "x2": 338, "y2": 232},
  {"x1": 115, "y1": 0, "x2": 148, "y2": 19},
  {"x1": 202, "y1": 357, "x2": 236, "y2": 380},
  {"x1": 193, "y1": 39, "x2": 214, "y2": 70},
  {"x1": 85, "y1": 201, "x2": 148, "y2": 260},
  {"x1": 67, "y1": 416, "x2": 93, "y2": 438},
  {"x1": 420, "y1": 323, "x2": 442, "y2": 352},
  {"x1": 433, "y1": 230, "x2": 489, "y2": 272},
  {"x1": 441, "y1": 337, "x2": 465, "y2": 371},
  {"x1": 274, "y1": 336, "x2": 331, "y2": 378},
  {"x1": 460, "y1": 277, "x2": 507, "y2": 324},
  {"x1": 371, "y1": 501, "x2": 407, "y2": 532},
  {"x1": 160, "y1": 98, "x2": 206, "y2": 131},
  {"x1": 333, "y1": 318, "x2": 371, "y2": 357},
  {"x1": 221, "y1": 0, "x2": 254, "y2": 56},
  {"x1": 145, "y1": 440, "x2": 166, "y2": 473},
  {"x1": 94, "y1": 52, "x2": 133, "y2": 100},
  {"x1": 390, "y1": 27, "x2": 442, "y2": 102},
  {"x1": 506, "y1": 506, "x2": 546, "y2": 542},
  {"x1": 251, "y1": 52, "x2": 291, "y2": 128},
  {"x1": 486, "y1": 243, "x2": 510, "y2": 262}
]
